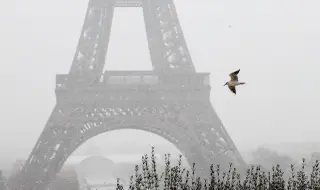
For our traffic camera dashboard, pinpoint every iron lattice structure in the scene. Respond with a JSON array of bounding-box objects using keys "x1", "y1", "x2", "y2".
[{"x1": 9, "y1": 0, "x2": 246, "y2": 189}]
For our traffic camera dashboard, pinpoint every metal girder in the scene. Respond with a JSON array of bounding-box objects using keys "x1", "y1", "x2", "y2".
[
  {"x1": 151, "y1": 0, "x2": 195, "y2": 73},
  {"x1": 67, "y1": 0, "x2": 115, "y2": 87},
  {"x1": 143, "y1": 0, "x2": 195, "y2": 73},
  {"x1": 115, "y1": 0, "x2": 142, "y2": 7}
]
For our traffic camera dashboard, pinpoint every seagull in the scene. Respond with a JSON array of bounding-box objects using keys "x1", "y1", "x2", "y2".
[{"x1": 224, "y1": 69, "x2": 246, "y2": 94}]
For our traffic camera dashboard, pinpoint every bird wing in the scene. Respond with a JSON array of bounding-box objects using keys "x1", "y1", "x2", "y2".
[
  {"x1": 229, "y1": 69, "x2": 240, "y2": 81},
  {"x1": 228, "y1": 86, "x2": 236, "y2": 94}
]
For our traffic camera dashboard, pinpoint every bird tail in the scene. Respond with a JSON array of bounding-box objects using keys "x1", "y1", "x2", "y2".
[{"x1": 240, "y1": 82, "x2": 246, "y2": 85}]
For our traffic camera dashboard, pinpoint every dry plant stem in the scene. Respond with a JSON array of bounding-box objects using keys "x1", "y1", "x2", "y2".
[{"x1": 119, "y1": 148, "x2": 320, "y2": 190}]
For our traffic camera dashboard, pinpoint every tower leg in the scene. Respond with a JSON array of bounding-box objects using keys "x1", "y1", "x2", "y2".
[
  {"x1": 67, "y1": 0, "x2": 115, "y2": 87},
  {"x1": 142, "y1": 0, "x2": 195, "y2": 73},
  {"x1": 8, "y1": 105, "x2": 85, "y2": 190},
  {"x1": 173, "y1": 102, "x2": 246, "y2": 173}
]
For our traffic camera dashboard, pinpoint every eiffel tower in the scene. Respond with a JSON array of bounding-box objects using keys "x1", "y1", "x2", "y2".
[{"x1": 10, "y1": 0, "x2": 246, "y2": 189}]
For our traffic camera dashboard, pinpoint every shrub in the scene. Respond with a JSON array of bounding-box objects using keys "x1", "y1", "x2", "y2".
[{"x1": 117, "y1": 147, "x2": 320, "y2": 190}]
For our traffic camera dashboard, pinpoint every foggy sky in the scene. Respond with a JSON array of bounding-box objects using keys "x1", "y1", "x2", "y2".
[{"x1": 0, "y1": 0, "x2": 319, "y2": 160}]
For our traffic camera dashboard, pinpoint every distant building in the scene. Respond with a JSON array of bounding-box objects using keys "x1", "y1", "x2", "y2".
[
  {"x1": 306, "y1": 152, "x2": 320, "y2": 170},
  {"x1": 263, "y1": 142, "x2": 320, "y2": 161},
  {"x1": 75, "y1": 156, "x2": 117, "y2": 189},
  {"x1": 10, "y1": 159, "x2": 25, "y2": 176},
  {"x1": 84, "y1": 177, "x2": 128, "y2": 190},
  {"x1": 310, "y1": 152, "x2": 320, "y2": 163},
  {"x1": 0, "y1": 170, "x2": 6, "y2": 190},
  {"x1": 48, "y1": 166, "x2": 79, "y2": 190}
]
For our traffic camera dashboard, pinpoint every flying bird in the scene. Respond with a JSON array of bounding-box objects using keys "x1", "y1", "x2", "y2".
[{"x1": 224, "y1": 69, "x2": 246, "y2": 94}]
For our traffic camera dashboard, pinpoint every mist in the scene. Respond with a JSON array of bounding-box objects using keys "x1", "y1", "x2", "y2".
[{"x1": 0, "y1": 0, "x2": 319, "y2": 189}]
